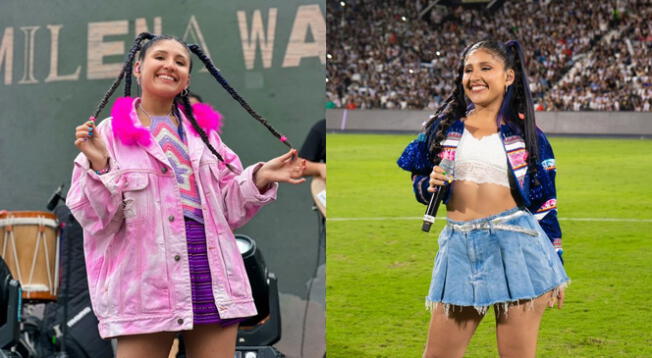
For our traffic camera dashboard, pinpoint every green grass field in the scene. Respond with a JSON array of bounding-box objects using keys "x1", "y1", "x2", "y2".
[{"x1": 326, "y1": 134, "x2": 652, "y2": 357}]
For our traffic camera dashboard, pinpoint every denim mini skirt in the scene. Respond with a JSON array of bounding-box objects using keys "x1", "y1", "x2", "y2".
[{"x1": 426, "y1": 207, "x2": 569, "y2": 314}]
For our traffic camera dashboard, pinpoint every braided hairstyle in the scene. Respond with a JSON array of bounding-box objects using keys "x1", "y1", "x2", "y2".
[
  {"x1": 424, "y1": 39, "x2": 540, "y2": 182},
  {"x1": 90, "y1": 32, "x2": 292, "y2": 169},
  {"x1": 187, "y1": 43, "x2": 293, "y2": 148},
  {"x1": 91, "y1": 32, "x2": 155, "y2": 119},
  {"x1": 424, "y1": 57, "x2": 467, "y2": 164}
]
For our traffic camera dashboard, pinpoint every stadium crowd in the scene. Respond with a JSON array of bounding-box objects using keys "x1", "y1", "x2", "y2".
[
  {"x1": 544, "y1": 1, "x2": 652, "y2": 111},
  {"x1": 326, "y1": 0, "x2": 652, "y2": 111}
]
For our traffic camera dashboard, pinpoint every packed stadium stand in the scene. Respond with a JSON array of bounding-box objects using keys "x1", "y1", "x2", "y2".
[{"x1": 326, "y1": 0, "x2": 652, "y2": 111}]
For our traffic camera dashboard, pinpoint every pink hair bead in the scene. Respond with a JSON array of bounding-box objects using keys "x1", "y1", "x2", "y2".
[{"x1": 280, "y1": 136, "x2": 288, "y2": 143}]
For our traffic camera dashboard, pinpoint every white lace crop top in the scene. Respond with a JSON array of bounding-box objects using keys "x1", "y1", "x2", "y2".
[{"x1": 454, "y1": 128, "x2": 510, "y2": 187}]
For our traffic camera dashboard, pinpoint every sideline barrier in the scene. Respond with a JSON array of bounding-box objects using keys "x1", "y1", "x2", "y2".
[{"x1": 327, "y1": 109, "x2": 652, "y2": 137}]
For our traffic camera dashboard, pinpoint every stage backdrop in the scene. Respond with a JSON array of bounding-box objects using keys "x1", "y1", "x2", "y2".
[{"x1": 0, "y1": 1, "x2": 325, "y2": 356}]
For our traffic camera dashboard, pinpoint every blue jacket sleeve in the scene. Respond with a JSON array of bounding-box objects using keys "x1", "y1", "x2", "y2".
[
  {"x1": 412, "y1": 173, "x2": 433, "y2": 205},
  {"x1": 397, "y1": 133, "x2": 436, "y2": 205},
  {"x1": 527, "y1": 130, "x2": 564, "y2": 261}
]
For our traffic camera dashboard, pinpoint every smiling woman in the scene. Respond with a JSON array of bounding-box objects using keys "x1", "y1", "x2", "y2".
[
  {"x1": 134, "y1": 40, "x2": 192, "y2": 125},
  {"x1": 66, "y1": 33, "x2": 306, "y2": 358},
  {"x1": 463, "y1": 48, "x2": 515, "y2": 110},
  {"x1": 397, "y1": 40, "x2": 569, "y2": 358},
  {"x1": 137, "y1": 44, "x2": 190, "y2": 97}
]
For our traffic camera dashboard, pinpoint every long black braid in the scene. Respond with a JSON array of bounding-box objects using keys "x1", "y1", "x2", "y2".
[
  {"x1": 187, "y1": 43, "x2": 293, "y2": 148},
  {"x1": 124, "y1": 33, "x2": 166, "y2": 97},
  {"x1": 424, "y1": 59, "x2": 467, "y2": 164},
  {"x1": 504, "y1": 40, "x2": 539, "y2": 183},
  {"x1": 91, "y1": 32, "x2": 154, "y2": 119},
  {"x1": 175, "y1": 94, "x2": 235, "y2": 171}
]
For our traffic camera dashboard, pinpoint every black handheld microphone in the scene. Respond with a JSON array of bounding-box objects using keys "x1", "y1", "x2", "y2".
[{"x1": 422, "y1": 158, "x2": 454, "y2": 232}]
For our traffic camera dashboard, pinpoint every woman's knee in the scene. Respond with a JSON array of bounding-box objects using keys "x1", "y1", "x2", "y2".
[
  {"x1": 116, "y1": 332, "x2": 175, "y2": 358},
  {"x1": 183, "y1": 323, "x2": 239, "y2": 358},
  {"x1": 495, "y1": 295, "x2": 551, "y2": 358},
  {"x1": 423, "y1": 306, "x2": 483, "y2": 358}
]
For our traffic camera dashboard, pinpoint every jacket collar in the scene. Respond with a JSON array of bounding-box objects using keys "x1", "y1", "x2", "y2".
[
  {"x1": 109, "y1": 96, "x2": 224, "y2": 166},
  {"x1": 110, "y1": 96, "x2": 223, "y2": 147}
]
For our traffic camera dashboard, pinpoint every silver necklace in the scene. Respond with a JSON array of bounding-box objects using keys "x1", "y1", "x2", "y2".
[{"x1": 138, "y1": 103, "x2": 177, "y2": 126}]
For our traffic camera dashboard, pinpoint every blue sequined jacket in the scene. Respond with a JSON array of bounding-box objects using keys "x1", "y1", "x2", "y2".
[{"x1": 397, "y1": 119, "x2": 563, "y2": 257}]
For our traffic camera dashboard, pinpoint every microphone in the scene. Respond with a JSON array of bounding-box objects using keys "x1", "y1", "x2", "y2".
[{"x1": 422, "y1": 158, "x2": 454, "y2": 232}]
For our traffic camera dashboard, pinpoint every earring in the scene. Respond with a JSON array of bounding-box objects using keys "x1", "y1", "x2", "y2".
[
  {"x1": 181, "y1": 88, "x2": 189, "y2": 97},
  {"x1": 135, "y1": 67, "x2": 141, "y2": 85}
]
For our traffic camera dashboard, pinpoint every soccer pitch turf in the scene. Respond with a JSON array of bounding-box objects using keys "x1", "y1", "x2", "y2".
[{"x1": 326, "y1": 133, "x2": 652, "y2": 357}]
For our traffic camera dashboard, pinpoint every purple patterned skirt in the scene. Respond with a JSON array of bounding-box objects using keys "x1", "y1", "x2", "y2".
[{"x1": 184, "y1": 218, "x2": 246, "y2": 327}]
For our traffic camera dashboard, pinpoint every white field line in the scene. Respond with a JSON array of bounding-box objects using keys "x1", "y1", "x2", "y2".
[{"x1": 328, "y1": 216, "x2": 652, "y2": 223}]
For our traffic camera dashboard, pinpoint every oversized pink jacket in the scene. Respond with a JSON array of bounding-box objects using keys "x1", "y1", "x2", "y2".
[{"x1": 66, "y1": 97, "x2": 277, "y2": 338}]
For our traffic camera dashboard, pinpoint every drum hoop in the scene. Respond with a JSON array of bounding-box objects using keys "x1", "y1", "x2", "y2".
[
  {"x1": 0, "y1": 211, "x2": 57, "y2": 219},
  {"x1": 0, "y1": 217, "x2": 58, "y2": 228}
]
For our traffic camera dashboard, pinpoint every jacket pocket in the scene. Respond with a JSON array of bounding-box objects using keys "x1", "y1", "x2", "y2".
[
  {"x1": 139, "y1": 247, "x2": 172, "y2": 313},
  {"x1": 120, "y1": 172, "x2": 172, "y2": 313},
  {"x1": 201, "y1": 162, "x2": 243, "y2": 298},
  {"x1": 199, "y1": 162, "x2": 226, "y2": 216},
  {"x1": 206, "y1": 162, "x2": 224, "y2": 195},
  {"x1": 89, "y1": 256, "x2": 108, "y2": 318},
  {"x1": 221, "y1": 235, "x2": 251, "y2": 300},
  {"x1": 121, "y1": 172, "x2": 151, "y2": 223}
]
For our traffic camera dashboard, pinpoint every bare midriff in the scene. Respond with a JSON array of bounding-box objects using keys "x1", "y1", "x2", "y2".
[{"x1": 446, "y1": 180, "x2": 518, "y2": 221}]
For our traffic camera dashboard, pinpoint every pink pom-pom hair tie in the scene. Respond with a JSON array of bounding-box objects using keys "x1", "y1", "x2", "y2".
[{"x1": 190, "y1": 102, "x2": 223, "y2": 135}]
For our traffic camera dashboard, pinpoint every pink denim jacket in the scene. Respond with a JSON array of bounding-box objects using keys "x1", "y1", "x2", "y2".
[{"x1": 66, "y1": 97, "x2": 277, "y2": 338}]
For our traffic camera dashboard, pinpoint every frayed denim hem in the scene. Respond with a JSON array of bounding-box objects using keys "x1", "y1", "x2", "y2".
[{"x1": 426, "y1": 281, "x2": 570, "y2": 316}]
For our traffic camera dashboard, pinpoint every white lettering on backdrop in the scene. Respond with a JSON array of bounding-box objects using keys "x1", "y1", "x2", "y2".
[{"x1": 0, "y1": 5, "x2": 325, "y2": 85}]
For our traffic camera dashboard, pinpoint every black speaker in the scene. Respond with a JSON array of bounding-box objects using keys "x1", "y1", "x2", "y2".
[
  {"x1": 236, "y1": 235, "x2": 270, "y2": 325},
  {"x1": 236, "y1": 273, "x2": 282, "y2": 346}
]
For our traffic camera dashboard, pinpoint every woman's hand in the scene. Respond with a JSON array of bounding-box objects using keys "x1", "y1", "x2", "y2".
[
  {"x1": 427, "y1": 165, "x2": 453, "y2": 192},
  {"x1": 74, "y1": 117, "x2": 109, "y2": 171},
  {"x1": 549, "y1": 287, "x2": 565, "y2": 309},
  {"x1": 255, "y1": 149, "x2": 307, "y2": 191},
  {"x1": 302, "y1": 160, "x2": 326, "y2": 180}
]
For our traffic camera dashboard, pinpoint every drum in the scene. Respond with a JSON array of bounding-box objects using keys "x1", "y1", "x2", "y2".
[{"x1": 0, "y1": 211, "x2": 59, "y2": 301}]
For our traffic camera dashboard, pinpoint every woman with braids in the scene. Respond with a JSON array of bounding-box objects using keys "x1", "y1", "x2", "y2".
[
  {"x1": 66, "y1": 33, "x2": 305, "y2": 358},
  {"x1": 398, "y1": 40, "x2": 569, "y2": 358}
]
